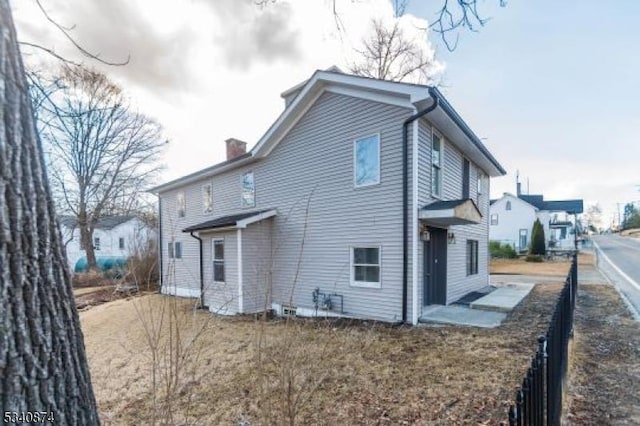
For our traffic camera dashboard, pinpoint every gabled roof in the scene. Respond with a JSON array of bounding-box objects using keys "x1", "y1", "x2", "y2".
[
  {"x1": 183, "y1": 209, "x2": 276, "y2": 233},
  {"x1": 149, "y1": 69, "x2": 505, "y2": 193},
  {"x1": 59, "y1": 215, "x2": 138, "y2": 230},
  {"x1": 543, "y1": 200, "x2": 583, "y2": 214},
  {"x1": 501, "y1": 193, "x2": 584, "y2": 214}
]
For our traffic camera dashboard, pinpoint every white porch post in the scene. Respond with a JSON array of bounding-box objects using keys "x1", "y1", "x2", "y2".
[{"x1": 237, "y1": 228, "x2": 244, "y2": 314}]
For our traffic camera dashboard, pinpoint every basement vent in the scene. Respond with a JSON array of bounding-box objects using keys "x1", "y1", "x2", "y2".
[{"x1": 281, "y1": 306, "x2": 297, "y2": 317}]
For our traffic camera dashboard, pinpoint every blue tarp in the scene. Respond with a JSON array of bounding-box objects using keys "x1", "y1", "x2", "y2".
[{"x1": 74, "y1": 256, "x2": 127, "y2": 273}]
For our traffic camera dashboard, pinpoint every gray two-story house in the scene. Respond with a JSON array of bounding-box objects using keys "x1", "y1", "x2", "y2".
[{"x1": 150, "y1": 69, "x2": 506, "y2": 325}]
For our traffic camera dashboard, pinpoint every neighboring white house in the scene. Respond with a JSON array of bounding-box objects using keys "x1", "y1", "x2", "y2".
[
  {"x1": 489, "y1": 187, "x2": 583, "y2": 252},
  {"x1": 59, "y1": 215, "x2": 156, "y2": 271}
]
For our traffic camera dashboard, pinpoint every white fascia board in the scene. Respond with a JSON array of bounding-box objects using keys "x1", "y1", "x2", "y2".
[
  {"x1": 236, "y1": 209, "x2": 277, "y2": 228},
  {"x1": 419, "y1": 208, "x2": 456, "y2": 220},
  {"x1": 325, "y1": 86, "x2": 414, "y2": 110}
]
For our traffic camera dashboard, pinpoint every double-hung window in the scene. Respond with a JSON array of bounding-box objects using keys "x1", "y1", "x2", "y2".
[
  {"x1": 490, "y1": 214, "x2": 499, "y2": 226},
  {"x1": 354, "y1": 135, "x2": 380, "y2": 187},
  {"x1": 203, "y1": 184, "x2": 213, "y2": 214},
  {"x1": 94, "y1": 237, "x2": 101, "y2": 251},
  {"x1": 168, "y1": 241, "x2": 182, "y2": 259},
  {"x1": 432, "y1": 132, "x2": 443, "y2": 198},
  {"x1": 177, "y1": 192, "x2": 186, "y2": 218},
  {"x1": 119, "y1": 237, "x2": 125, "y2": 250},
  {"x1": 351, "y1": 247, "x2": 381, "y2": 288},
  {"x1": 213, "y1": 239, "x2": 225, "y2": 282},
  {"x1": 241, "y1": 172, "x2": 255, "y2": 208},
  {"x1": 466, "y1": 240, "x2": 479, "y2": 276}
]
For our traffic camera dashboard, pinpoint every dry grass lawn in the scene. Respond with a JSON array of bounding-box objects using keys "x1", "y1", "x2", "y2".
[
  {"x1": 490, "y1": 253, "x2": 594, "y2": 276},
  {"x1": 81, "y1": 283, "x2": 566, "y2": 425},
  {"x1": 621, "y1": 228, "x2": 640, "y2": 238}
]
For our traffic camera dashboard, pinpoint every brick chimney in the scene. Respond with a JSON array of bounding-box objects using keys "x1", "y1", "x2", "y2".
[{"x1": 225, "y1": 138, "x2": 247, "y2": 160}]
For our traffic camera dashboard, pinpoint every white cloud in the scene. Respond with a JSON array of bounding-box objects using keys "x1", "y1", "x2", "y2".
[{"x1": 13, "y1": 0, "x2": 441, "y2": 184}]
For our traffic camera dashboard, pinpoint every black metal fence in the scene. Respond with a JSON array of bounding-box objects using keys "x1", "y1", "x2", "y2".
[{"x1": 508, "y1": 252, "x2": 578, "y2": 426}]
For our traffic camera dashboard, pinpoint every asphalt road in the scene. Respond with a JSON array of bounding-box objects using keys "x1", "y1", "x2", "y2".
[{"x1": 592, "y1": 234, "x2": 640, "y2": 319}]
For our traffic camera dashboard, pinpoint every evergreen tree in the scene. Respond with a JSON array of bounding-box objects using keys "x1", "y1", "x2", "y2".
[{"x1": 529, "y1": 218, "x2": 546, "y2": 255}]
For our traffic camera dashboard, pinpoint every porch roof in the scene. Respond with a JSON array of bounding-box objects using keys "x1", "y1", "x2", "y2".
[
  {"x1": 182, "y1": 209, "x2": 277, "y2": 233},
  {"x1": 419, "y1": 199, "x2": 482, "y2": 226}
]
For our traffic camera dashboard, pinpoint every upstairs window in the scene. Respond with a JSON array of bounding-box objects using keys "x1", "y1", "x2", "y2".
[
  {"x1": 202, "y1": 184, "x2": 213, "y2": 214},
  {"x1": 177, "y1": 192, "x2": 186, "y2": 218},
  {"x1": 351, "y1": 246, "x2": 381, "y2": 288},
  {"x1": 354, "y1": 135, "x2": 380, "y2": 187},
  {"x1": 506, "y1": 201, "x2": 512, "y2": 211},
  {"x1": 213, "y1": 239, "x2": 225, "y2": 282},
  {"x1": 490, "y1": 214, "x2": 499, "y2": 226},
  {"x1": 94, "y1": 237, "x2": 101, "y2": 251},
  {"x1": 477, "y1": 173, "x2": 483, "y2": 195},
  {"x1": 241, "y1": 171, "x2": 255, "y2": 208},
  {"x1": 432, "y1": 132, "x2": 443, "y2": 198},
  {"x1": 119, "y1": 237, "x2": 125, "y2": 250}
]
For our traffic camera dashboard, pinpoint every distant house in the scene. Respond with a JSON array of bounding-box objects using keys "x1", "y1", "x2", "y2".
[
  {"x1": 149, "y1": 68, "x2": 506, "y2": 324},
  {"x1": 489, "y1": 184, "x2": 583, "y2": 252},
  {"x1": 59, "y1": 215, "x2": 156, "y2": 272}
]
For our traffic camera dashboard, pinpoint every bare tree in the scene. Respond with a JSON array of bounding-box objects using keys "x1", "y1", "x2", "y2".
[
  {"x1": 0, "y1": 1, "x2": 99, "y2": 423},
  {"x1": 35, "y1": 65, "x2": 165, "y2": 270},
  {"x1": 431, "y1": 0, "x2": 507, "y2": 51},
  {"x1": 255, "y1": 0, "x2": 506, "y2": 51},
  {"x1": 350, "y1": 18, "x2": 438, "y2": 84}
]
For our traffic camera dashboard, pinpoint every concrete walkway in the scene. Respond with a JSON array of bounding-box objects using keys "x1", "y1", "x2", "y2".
[
  {"x1": 470, "y1": 283, "x2": 534, "y2": 313},
  {"x1": 419, "y1": 283, "x2": 534, "y2": 328}
]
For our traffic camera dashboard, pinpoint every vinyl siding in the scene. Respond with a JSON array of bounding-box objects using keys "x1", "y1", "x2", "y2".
[
  {"x1": 241, "y1": 219, "x2": 273, "y2": 314},
  {"x1": 159, "y1": 92, "x2": 413, "y2": 321},
  {"x1": 202, "y1": 230, "x2": 238, "y2": 314},
  {"x1": 417, "y1": 119, "x2": 490, "y2": 307}
]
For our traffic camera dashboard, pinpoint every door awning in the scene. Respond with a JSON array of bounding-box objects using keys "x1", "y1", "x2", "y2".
[
  {"x1": 419, "y1": 199, "x2": 482, "y2": 226},
  {"x1": 182, "y1": 209, "x2": 277, "y2": 233}
]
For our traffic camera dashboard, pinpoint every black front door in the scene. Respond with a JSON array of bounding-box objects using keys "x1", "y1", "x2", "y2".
[{"x1": 423, "y1": 227, "x2": 447, "y2": 305}]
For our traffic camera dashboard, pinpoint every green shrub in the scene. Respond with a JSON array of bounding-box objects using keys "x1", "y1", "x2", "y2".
[
  {"x1": 525, "y1": 254, "x2": 543, "y2": 263},
  {"x1": 529, "y1": 219, "x2": 546, "y2": 256},
  {"x1": 489, "y1": 240, "x2": 518, "y2": 259}
]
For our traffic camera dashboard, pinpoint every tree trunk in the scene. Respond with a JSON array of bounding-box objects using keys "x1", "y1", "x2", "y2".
[
  {"x1": 0, "y1": 2, "x2": 100, "y2": 424},
  {"x1": 79, "y1": 223, "x2": 98, "y2": 271}
]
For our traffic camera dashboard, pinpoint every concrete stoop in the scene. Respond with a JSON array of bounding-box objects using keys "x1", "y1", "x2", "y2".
[{"x1": 419, "y1": 283, "x2": 534, "y2": 328}]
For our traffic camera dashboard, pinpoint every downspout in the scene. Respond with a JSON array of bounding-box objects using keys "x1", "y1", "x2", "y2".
[
  {"x1": 158, "y1": 196, "x2": 163, "y2": 294},
  {"x1": 189, "y1": 231, "x2": 205, "y2": 308},
  {"x1": 402, "y1": 90, "x2": 439, "y2": 324}
]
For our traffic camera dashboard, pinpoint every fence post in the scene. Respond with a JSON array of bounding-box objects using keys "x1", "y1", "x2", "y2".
[{"x1": 538, "y1": 335, "x2": 547, "y2": 423}]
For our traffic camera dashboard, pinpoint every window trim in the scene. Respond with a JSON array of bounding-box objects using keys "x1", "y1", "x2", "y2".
[
  {"x1": 349, "y1": 245, "x2": 382, "y2": 289},
  {"x1": 431, "y1": 128, "x2": 445, "y2": 199},
  {"x1": 241, "y1": 171, "x2": 256, "y2": 208},
  {"x1": 466, "y1": 239, "x2": 479, "y2": 276},
  {"x1": 490, "y1": 214, "x2": 499, "y2": 226},
  {"x1": 202, "y1": 183, "x2": 213, "y2": 214},
  {"x1": 353, "y1": 133, "x2": 381, "y2": 188},
  {"x1": 212, "y1": 238, "x2": 225, "y2": 283},
  {"x1": 177, "y1": 191, "x2": 186, "y2": 218},
  {"x1": 477, "y1": 171, "x2": 483, "y2": 195}
]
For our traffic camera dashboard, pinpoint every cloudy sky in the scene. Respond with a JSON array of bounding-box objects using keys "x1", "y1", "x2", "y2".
[{"x1": 11, "y1": 0, "x2": 640, "y2": 226}]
